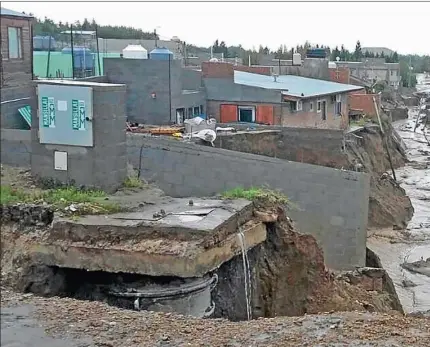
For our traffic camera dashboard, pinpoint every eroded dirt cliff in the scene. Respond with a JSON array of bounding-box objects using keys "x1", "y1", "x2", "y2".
[
  {"x1": 213, "y1": 204, "x2": 402, "y2": 321},
  {"x1": 345, "y1": 120, "x2": 414, "y2": 229}
]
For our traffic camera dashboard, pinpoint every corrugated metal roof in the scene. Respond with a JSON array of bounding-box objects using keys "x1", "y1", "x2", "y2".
[
  {"x1": 234, "y1": 71, "x2": 363, "y2": 98},
  {"x1": 0, "y1": 7, "x2": 33, "y2": 18}
]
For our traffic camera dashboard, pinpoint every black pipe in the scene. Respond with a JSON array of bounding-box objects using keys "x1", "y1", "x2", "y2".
[
  {"x1": 46, "y1": 35, "x2": 52, "y2": 78},
  {"x1": 70, "y1": 24, "x2": 75, "y2": 79},
  {"x1": 95, "y1": 25, "x2": 101, "y2": 76}
]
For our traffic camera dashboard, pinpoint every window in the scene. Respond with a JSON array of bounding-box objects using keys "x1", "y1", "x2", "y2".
[
  {"x1": 310, "y1": 102, "x2": 314, "y2": 111},
  {"x1": 317, "y1": 101, "x2": 322, "y2": 112},
  {"x1": 187, "y1": 107, "x2": 193, "y2": 118},
  {"x1": 193, "y1": 106, "x2": 200, "y2": 116},
  {"x1": 200, "y1": 105, "x2": 204, "y2": 114},
  {"x1": 390, "y1": 70, "x2": 393, "y2": 76},
  {"x1": 8, "y1": 27, "x2": 23, "y2": 59},
  {"x1": 335, "y1": 95, "x2": 342, "y2": 116},
  {"x1": 238, "y1": 106, "x2": 256, "y2": 123},
  {"x1": 290, "y1": 100, "x2": 302, "y2": 112}
]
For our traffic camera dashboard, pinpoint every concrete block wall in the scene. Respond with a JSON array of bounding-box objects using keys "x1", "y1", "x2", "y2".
[
  {"x1": 31, "y1": 81, "x2": 127, "y2": 192},
  {"x1": 215, "y1": 127, "x2": 350, "y2": 169},
  {"x1": 0, "y1": 129, "x2": 31, "y2": 166},
  {"x1": 104, "y1": 58, "x2": 176, "y2": 124},
  {"x1": 127, "y1": 134, "x2": 370, "y2": 270},
  {"x1": 104, "y1": 58, "x2": 205, "y2": 125},
  {"x1": 1, "y1": 85, "x2": 33, "y2": 129}
]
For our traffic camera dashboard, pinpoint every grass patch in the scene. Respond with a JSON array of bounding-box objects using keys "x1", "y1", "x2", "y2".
[
  {"x1": 123, "y1": 176, "x2": 145, "y2": 189},
  {"x1": 0, "y1": 185, "x2": 121, "y2": 215},
  {"x1": 221, "y1": 187, "x2": 290, "y2": 205}
]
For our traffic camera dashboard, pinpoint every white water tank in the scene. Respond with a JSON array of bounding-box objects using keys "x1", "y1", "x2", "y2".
[
  {"x1": 292, "y1": 53, "x2": 302, "y2": 66},
  {"x1": 122, "y1": 45, "x2": 148, "y2": 59}
]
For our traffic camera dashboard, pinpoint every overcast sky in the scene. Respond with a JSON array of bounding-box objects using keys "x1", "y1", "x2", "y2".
[{"x1": 4, "y1": 0, "x2": 430, "y2": 55}]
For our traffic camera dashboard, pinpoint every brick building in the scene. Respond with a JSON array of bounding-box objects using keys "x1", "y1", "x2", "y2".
[
  {"x1": 1, "y1": 7, "x2": 34, "y2": 129},
  {"x1": 203, "y1": 62, "x2": 363, "y2": 130}
]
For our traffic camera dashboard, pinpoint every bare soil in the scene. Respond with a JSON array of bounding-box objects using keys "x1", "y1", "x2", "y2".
[{"x1": 1, "y1": 289, "x2": 429, "y2": 347}]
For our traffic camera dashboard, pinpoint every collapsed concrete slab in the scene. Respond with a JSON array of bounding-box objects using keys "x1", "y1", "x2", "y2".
[{"x1": 27, "y1": 198, "x2": 267, "y2": 277}]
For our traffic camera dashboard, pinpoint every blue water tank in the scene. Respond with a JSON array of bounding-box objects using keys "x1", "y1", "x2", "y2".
[
  {"x1": 306, "y1": 48, "x2": 327, "y2": 59},
  {"x1": 62, "y1": 47, "x2": 94, "y2": 69},
  {"x1": 149, "y1": 47, "x2": 174, "y2": 61},
  {"x1": 33, "y1": 36, "x2": 56, "y2": 50}
]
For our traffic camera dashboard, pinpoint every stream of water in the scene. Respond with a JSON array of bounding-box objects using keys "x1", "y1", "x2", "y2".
[
  {"x1": 237, "y1": 228, "x2": 252, "y2": 320},
  {"x1": 369, "y1": 74, "x2": 430, "y2": 315}
]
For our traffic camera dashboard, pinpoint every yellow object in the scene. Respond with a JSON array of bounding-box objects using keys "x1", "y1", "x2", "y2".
[{"x1": 172, "y1": 133, "x2": 182, "y2": 137}]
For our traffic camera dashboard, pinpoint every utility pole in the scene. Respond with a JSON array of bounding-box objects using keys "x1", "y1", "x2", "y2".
[
  {"x1": 408, "y1": 55, "x2": 412, "y2": 88},
  {"x1": 154, "y1": 28, "x2": 158, "y2": 48}
]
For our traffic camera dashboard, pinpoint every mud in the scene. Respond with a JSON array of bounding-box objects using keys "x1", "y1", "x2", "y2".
[
  {"x1": 369, "y1": 78, "x2": 430, "y2": 317},
  {"x1": 345, "y1": 122, "x2": 414, "y2": 229},
  {"x1": 1, "y1": 304, "x2": 91, "y2": 347},
  {"x1": 2, "y1": 290, "x2": 429, "y2": 347}
]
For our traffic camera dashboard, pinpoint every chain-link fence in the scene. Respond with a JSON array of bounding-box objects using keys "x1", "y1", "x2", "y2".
[{"x1": 33, "y1": 28, "x2": 104, "y2": 79}]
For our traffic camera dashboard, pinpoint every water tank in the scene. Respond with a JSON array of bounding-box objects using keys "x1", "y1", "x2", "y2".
[
  {"x1": 292, "y1": 53, "x2": 302, "y2": 66},
  {"x1": 149, "y1": 47, "x2": 174, "y2": 61},
  {"x1": 33, "y1": 36, "x2": 56, "y2": 51},
  {"x1": 62, "y1": 47, "x2": 94, "y2": 70},
  {"x1": 306, "y1": 48, "x2": 327, "y2": 59},
  {"x1": 122, "y1": 44, "x2": 148, "y2": 59}
]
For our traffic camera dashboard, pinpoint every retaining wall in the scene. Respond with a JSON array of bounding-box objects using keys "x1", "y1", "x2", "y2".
[
  {"x1": 215, "y1": 127, "x2": 350, "y2": 169},
  {"x1": 127, "y1": 134, "x2": 370, "y2": 270}
]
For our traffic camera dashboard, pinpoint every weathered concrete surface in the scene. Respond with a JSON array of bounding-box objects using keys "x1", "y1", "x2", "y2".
[
  {"x1": 28, "y1": 221, "x2": 266, "y2": 278},
  {"x1": 18, "y1": 199, "x2": 267, "y2": 277}
]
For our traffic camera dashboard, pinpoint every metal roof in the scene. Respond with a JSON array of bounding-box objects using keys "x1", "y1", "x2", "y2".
[
  {"x1": 0, "y1": 7, "x2": 33, "y2": 18},
  {"x1": 61, "y1": 30, "x2": 96, "y2": 35},
  {"x1": 234, "y1": 71, "x2": 363, "y2": 98}
]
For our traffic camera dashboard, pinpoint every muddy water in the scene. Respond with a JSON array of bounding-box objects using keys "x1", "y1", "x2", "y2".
[
  {"x1": 370, "y1": 78, "x2": 430, "y2": 315},
  {"x1": 1, "y1": 305, "x2": 92, "y2": 347}
]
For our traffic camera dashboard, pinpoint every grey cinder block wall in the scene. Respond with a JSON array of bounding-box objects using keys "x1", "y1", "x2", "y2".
[
  {"x1": 30, "y1": 80, "x2": 127, "y2": 192},
  {"x1": 103, "y1": 58, "x2": 206, "y2": 124},
  {"x1": 127, "y1": 134, "x2": 370, "y2": 270},
  {"x1": 0, "y1": 129, "x2": 31, "y2": 166}
]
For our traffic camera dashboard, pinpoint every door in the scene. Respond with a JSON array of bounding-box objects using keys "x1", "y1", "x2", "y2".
[
  {"x1": 322, "y1": 101, "x2": 327, "y2": 120},
  {"x1": 176, "y1": 108, "x2": 185, "y2": 124}
]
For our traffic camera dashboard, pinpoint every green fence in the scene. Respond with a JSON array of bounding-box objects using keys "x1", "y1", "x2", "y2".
[{"x1": 33, "y1": 51, "x2": 121, "y2": 78}]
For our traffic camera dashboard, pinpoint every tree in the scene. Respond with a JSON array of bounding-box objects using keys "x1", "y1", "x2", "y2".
[
  {"x1": 331, "y1": 46, "x2": 341, "y2": 60},
  {"x1": 353, "y1": 40, "x2": 362, "y2": 61}
]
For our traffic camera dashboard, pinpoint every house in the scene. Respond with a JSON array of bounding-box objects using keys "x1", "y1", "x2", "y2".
[
  {"x1": 203, "y1": 62, "x2": 363, "y2": 130},
  {"x1": 1, "y1": 7, "x2": 34, "y2": 129},
  {"x1": 103, "y1": 57, "x2": 206, "y2": 125},
  {"x1": 333, "y1": 58, "x2": 401, "y2": 89},
  {"x1": 1, "y1": 7, "x2": 33, "y2": 89}
]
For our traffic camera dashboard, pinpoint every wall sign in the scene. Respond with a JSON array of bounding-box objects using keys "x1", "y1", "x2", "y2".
[
  {"x1": 72, "y1": 99, "x2": 86, "y2": 130},
  {"x1": 42, "y1": 96, "x2": 56, "y2": 128}
]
